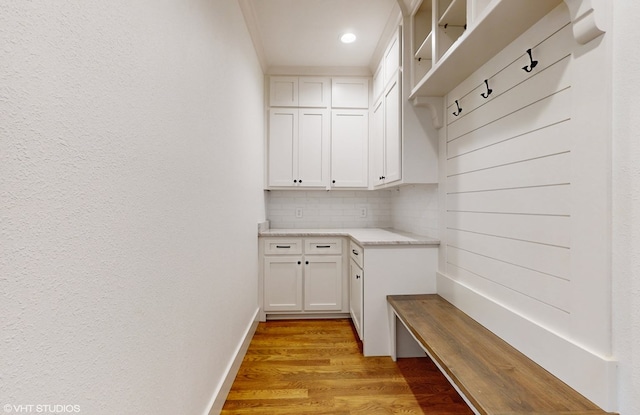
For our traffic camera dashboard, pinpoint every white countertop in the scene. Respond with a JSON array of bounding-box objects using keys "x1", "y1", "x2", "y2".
[{"x1": 258, "y1": 228, "x2": 440, "y2": 246}]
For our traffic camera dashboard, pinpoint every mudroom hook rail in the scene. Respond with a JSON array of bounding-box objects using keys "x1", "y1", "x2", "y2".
[
  {"x1": 522, "y1": 48, "x2": 539, "y2": 73},
  {"x1": 452, "y1": 100, "x2": 462, "y2": 116},
  {"x1": 481, "y1": 79, "x2": 493, "y2": 98}
]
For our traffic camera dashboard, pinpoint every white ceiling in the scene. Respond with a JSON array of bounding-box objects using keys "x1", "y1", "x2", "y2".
[{"x1": 242, "y1": 0, "x2": 400, "y2": 72}]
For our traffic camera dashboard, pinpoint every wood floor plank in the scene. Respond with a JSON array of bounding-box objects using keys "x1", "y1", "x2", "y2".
[{"x1": 221, "y1": 319, "x2": 472, "y2": 414}]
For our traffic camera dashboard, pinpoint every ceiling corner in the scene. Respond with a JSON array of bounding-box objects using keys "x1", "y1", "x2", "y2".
[{"x1": 238, "y1": 0, "x2": 268, "y2": 72}]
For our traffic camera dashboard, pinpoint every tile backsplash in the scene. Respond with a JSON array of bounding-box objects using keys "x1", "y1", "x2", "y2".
[
  {"x1": 390, "y1": 184, "x2": 438, "y2": 238},
  {"x1": 266, "y1": 189, "x2": 393, "y2": 229},
  {"x1": 265, "y1": 184, "x2": 438, "y2": 238}
]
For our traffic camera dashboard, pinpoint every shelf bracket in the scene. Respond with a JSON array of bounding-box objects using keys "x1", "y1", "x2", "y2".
[
  {"x1": 563, "y1": 0, "x2": 607, "y2": 45},
  {"x1": 412, "y1": 96, "x2": 443, "y2": 129}
]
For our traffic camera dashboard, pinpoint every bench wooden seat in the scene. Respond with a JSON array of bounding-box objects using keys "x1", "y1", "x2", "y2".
[{"x1": 387, "y1": 294, "x2": 615, "y2": 415}]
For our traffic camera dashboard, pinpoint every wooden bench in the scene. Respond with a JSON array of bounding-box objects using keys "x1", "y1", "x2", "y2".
[{"x1": 387, "y1": 294, "x2": 615, "y2": 415}]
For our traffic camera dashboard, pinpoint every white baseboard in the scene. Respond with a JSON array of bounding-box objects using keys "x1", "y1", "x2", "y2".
[
  {"x1": 205, "y1": 308, "x2": 260, "y2": 415},
  {"x1": 437, "y1": 272, "x2": 617, "y2": 412}
]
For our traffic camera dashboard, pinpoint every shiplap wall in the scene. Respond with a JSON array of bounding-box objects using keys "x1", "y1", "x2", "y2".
[
  {"x1": 438, "y1": 3, "x2": 615, "y2": 410},
  {"x1": 445, "y1": 11, "x2": 574, "y2": 336}
]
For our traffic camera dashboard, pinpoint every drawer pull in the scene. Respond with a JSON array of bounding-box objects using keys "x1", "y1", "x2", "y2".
[
  {"x1": 316, "y1": 245, "x2": 331, "y2": 248},
  {"x1": 276, "y1": 245, "x2": 291, "y2": 249},
  {"x1": 352, "y1": 249, "x2": 359, "y2": 255}
]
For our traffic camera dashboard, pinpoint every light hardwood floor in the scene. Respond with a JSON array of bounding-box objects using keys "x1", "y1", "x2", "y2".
[{"x1": 221, "y1": 318, "x2": 472, "y2": 414}]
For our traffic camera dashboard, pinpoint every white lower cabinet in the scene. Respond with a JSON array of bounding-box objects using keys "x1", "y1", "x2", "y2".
[
  {"x1": 260, "y1": 234, "x2": 438, "y2": 358},
  {"x1": 263, "y1": 256, "x2": 303, "y2": 311},
  {"x1": 349, "y1": 258, "x2": 364, "y2": 340},
  {"x1": 354, "y1": 241, "x2": 438, "y2": 357},
  {"x1": 304, "y1": 256, "x2": 343, "y2": 311},
  {"x1": 260, "y1": 237, "x2": 348, "y2": 319}
]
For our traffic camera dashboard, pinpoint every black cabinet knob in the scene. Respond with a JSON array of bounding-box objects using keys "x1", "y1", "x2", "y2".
[
  {"x1": 332, "y1": 180, "x2": 336, "y2": 184},
  {"x1": 297, "y1": 261, "x2": 301, "y2": 265},
  {"x1": 294, "y1": 179, "x2": 298, "y2": 183},
  {"x1": 305, "y1": 261, "x2": 309, "y2": 265},
  {"x1": 299, "y1": 179, "x2": 302, "y2": 183}
]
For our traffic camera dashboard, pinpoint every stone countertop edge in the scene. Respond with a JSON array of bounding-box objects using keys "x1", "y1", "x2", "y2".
[{"x1": 258, "y1": 228, "x2": 440, "y2": 246}]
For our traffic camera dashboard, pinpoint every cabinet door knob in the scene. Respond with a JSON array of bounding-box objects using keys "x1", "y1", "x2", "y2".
[
  {"x1": 332, "y1": 180, "x2": 336, "y2": 184},
  {"x1": 297, "y1": 261, "x2": 301, "y2": 265},
  {"x1": 294, "y1": 179, "x2": 298, "y2": 183},
  {"x1": 356, "y1": 274, "x2": 361, "y2": 279},
  {"x1": 305, "y1": 260, "x2": 309, "y2": 265},
  {"x1": 299, "y1": 179, "x2": 302, "y2": 183}
]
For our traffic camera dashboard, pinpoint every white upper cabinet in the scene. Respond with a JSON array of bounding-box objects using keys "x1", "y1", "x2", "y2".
[
  {"x1": 331, "y1": 78, "x2": 370, "y2": 109},
  {"x1": 268, "y1": 108, "x2": 329, "y2": 188},
  {"x1": 370, "y1": 21, "x2": 439, "y2": 187},
  {"x1": 268, "y1": 108, "x2": 297, "y2": 187},
  {"x1": 372, "y1": 98, "x2": 385, "y2": 187},
  {"x1": 383, "y1": 30, "x2": 401, "y2": 87},
  {"x1": 270, "y1": 77, "x2": 298, "y2": 107},
  {"x1": 298, "y1": 109, "x2": 330, "y2": 187},
  {"x1": 383, "y1": 76, "x2": 401, "y2": 184},
  {"x1": 298, "y1": 77, "x2": 331, "y2": 107},
  {"x1": 267, "y1": 75, "x2": 368, "y2": 189},
  {"x1": 372, "y1": 74, "x2": 402, "y2": 187},
  {"x1": 331, "y1": 110, "x2": 369, "y2": 188},
  {"x1": 373, "y1": 28, "x2": 401, "y2": 103},
  {"x1": 373, "y1": 61, "x2": 384, "y2": 103},
  {"x1": 270, "y1": 76, "x2": 330, "y2": 107}
]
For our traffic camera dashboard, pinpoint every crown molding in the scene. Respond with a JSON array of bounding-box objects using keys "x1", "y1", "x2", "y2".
[{"x1": 238, "y1": 0, "x2": 268, "y2": 72}]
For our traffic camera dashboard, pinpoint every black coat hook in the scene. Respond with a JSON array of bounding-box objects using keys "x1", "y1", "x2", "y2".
[
  {"x1": 522, "y1": 48, "x2": 538, "y2": 73},
  {"x1": 453, "y1": 100, "x2": 462, "y2": 116},
  {"x1": 481, "y1": 79, "x2": 493, "y2": 99}
]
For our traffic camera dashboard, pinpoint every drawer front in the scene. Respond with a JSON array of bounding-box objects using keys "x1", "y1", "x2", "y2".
[
  {"x1": 349, "y1": 240, "x2": 363, "y2": 268},
  {"x1": 263, "y1": 238, "x2": 303, "y2": 255},
  {"x1": 304, "y1": 238, "x2": 343, "y2": 255}
]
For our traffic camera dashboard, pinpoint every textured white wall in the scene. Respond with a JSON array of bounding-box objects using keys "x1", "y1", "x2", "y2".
[
  {"x1": 612, "y1": 1, "x2": 640, "y2": 413},
  {"x1": 0, "y1": 2, "x2": 265, "y2": 414}
]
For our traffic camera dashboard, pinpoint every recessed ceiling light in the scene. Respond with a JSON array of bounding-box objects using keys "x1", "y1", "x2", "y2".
[{"x1": 340, "y1": 33, "x2": 357, "y2": 44}]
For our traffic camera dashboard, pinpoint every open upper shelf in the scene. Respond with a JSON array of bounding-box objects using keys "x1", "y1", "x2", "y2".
[
  {"x1": 410, "y1": 0, "x2": 562, "y2": 98},
  {"x1": 439, "y1": 0, "x2": 466, "y2": 27},
  {"x1": 415, "y1": 31, "x2": 433, "y2": 61}
]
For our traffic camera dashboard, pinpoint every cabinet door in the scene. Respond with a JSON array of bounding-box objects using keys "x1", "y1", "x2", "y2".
[
  {"x1": 270, "y1": 77, "x2": 298, "y2": 107},
  {"x1": 383, "y1": 29, "x2": 400, "y2": 87},
  {"x1": 304, "y1": 255, "x2": 343, "y2": 311},
  {"x1": 349, "y1": 260, "x2": 364, "y2": 340},
  {"x1": 268, "y1": 109, "x2": 297, "y2": 187},
  {"x1": 383, "y1": 76, "x2": 402, "y2": 184},
  {"x1": 331, "y1": 78, "x2": 369, "y2": 109},
  {"x1": 264, "y1": 256, "x2": 303, "y2": 311},
  {"x1": 299, "y1": 77, "x2": 330, "y2": 108},
  {"x1": 331, "y1": 110, "x2": 369, "y2": 188},
  {"x1": 298, "y1": 109, "x2": 329, "y2": 187},
  {"x1": 372, "y1": 98, "x2": 385, "y2": 187},
  {"x1": 373, "y1": 62, "x2": 384, "y2": 103}
]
